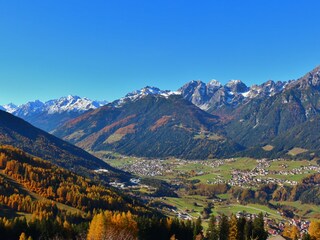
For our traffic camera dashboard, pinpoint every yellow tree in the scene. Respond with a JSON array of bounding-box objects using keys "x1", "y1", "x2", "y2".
[
  {"x1": 19, "y1": 232, "x2": 27, "y2": 240},
  {"x1": 291, "y1": 225, "x2": 299, "y2": 240},
  {"x1": 170, "y1": 234, "x2": 176, "y2": 240},
  {"x1": 228, "y1": 214, "x2": 238, "y2": 240},
  {"x1": 87, "y1": 213, "x2": 107, "y2": 240},
  {"x1": 308, "y1": 220, "x2": 320, "y2": 239},
  {"x1": 282, "y1": 224, "x2": 292, "y2": 239}
]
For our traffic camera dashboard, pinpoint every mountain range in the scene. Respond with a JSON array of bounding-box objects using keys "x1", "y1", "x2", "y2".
[
  {"x1": 2, "y1": 66, "x2": 320, "y2": 160},
  {"x1": 53, "y1": 93, "x2": 243, "y2": 159},
  {"x1": 0, "y1": 95, "x2": 107, "y2": 132}
]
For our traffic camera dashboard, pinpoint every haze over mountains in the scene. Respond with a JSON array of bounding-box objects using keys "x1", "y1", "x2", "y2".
[
  {"x1": 0, "y1": 95, "x2": 107, "y2": 132},
  {"x1": 2, "y1": 66, "x2": 320, "y2": 160}
]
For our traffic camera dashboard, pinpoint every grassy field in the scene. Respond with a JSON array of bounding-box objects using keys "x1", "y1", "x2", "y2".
[
  {"x1": 287, "y1": 147, "x2": 308, "y2": 156},
  {"x1": 103, "y1": 155, "x2": 320, "y2": 222},
  {"x1": 162, "y1": 196, "x2": 284, "y2": 221},
  {"x1": 163, "y1": 195, "x2": 207, "y2": 218},
  {"x1": 101, "y1": 155, "x2": 138, "y2": 168},
  {"x1": 105, "y1": 133, "x2": 125, "y2": 143},
  {"x1": 267, "y1": 172, "x2": 316, "y2": 182},
  {"x1": 190, "y1": 173, "x2": 220, "y2": 183},
  {"x1": 268, "y1": 159, "x2": 316, "y2": 171},
  {"x1": 212, "y1": 204, "x2": 283, "y2": 220},
  {"x1": 262, "y1": 145, "x2": 274, "y2": 151},
  {"x1": 270, "y1": 201, "x2": 320, "y2": 220}
]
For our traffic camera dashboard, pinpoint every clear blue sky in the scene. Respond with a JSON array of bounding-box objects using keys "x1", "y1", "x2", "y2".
[{"x1": 0, "y1": 0, "x2": 319, "y2": 104}]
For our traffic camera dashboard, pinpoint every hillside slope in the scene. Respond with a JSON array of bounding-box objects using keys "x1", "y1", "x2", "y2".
[
  {"x1": 225, "y1": 66, "x2": 320, "y2": 152},
  {"x1": 54, "y1": 94, "x2": 243, "y2": 159},
  {"x1": 0, "y1": 110, "x2": 125, "y2": 179}
]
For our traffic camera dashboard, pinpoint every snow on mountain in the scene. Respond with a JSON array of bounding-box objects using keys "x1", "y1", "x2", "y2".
[
  {"x1": 179, "y1": 78, "x2": 288, "y2": 112},
  {"x1": 13, "y1": 100, "x2": 45, "y2": 116},
  {"x1": 112, "y1": 86, "x2": 179, "y2": 107},
  {"x1": 225, "y1": 80, "x2": 249, "y2": 94},
  {"x1": 45, "y1": 95, "x2": 104, "y2": 114},
  {"x1": 179, "y1": 79, "x2": 246, "y2": 110},
  {"x1": 2, "y1": 96, "x2": 108, "y2": 117},
  {"x1": 0, "y1": 103, "x2": 18, "y2": 113},
  {"x1": 241, "y1": 80, "x2": 287, "y2": 99}
]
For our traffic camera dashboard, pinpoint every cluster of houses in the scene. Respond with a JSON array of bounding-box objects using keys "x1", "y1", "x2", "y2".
[
  {"x1": 205, "y1": 158, "x2": 320, "y2": 187},
  {"x1": 118, "y1": 159, "x2": 173, "y2": 176},
  {"x1": 266, "y1": 217, "x2": 310, "y2": 237}
]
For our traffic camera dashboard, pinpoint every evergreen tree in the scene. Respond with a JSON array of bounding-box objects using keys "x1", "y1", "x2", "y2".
[
  {"x1": 244, "y1": 219, "x2": 253, "y2": 240},
  {"x1": 206, "y1": 215, "x2": 218, "y2": 240},
  {"x1": 237, "y1": 216, "x2": 246, "y2": 240},
  {"x1": 193, "y1": 217, "x2": 203, "y2": 239},
  {"x1": 302, "y1": 233, "x2": 312, "y2": 240},
  {"x1": 252, "y1": 213, "x2": 267, "y2": 240},
  {"x1": 219, "y1": 214, "x2": 229, "y2": 240}
]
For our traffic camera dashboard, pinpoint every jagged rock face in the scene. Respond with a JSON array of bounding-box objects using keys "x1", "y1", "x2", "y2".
[
  {"x1": 179, "y1": 78, "x2": 290, "y2": 114},
  {"x1": 225, "y1": 66, "x2": 320, "y2": 153},
  {"x1": 288, "y1": 66, "x2": 320, "y2": 89},
  {"x1": 178, "y1": 81, "x2": 209, "y2": 106},
  {"x1": 179, "y1": 79, "x2": 249, "y2": 112},
  {"x1": 225, "y1": 80, "x2": 249, "y2": 93},
  {"x1": 245, "y1": 80, "x2": 286, "y2": 99}
]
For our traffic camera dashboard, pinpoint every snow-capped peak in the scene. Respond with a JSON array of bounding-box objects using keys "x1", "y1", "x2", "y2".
[
  {"x1": 2, "y1": 96, "x2": 108, "y2": 117},
  {"x1": 225, "y1": 79, "x2": 248, "y2": 93},
  {"x1": 113, "y1": 86, "x2": 179, "y2": 107},
  {"x1": 0, "y1": 103, "x2": 18, "y2": 113},
  {"x1": 126, "y1": 86, "x2": 165, "y2": 97},
  {"x1": 225, "y1": 79, "x2": 244, "y2": 87},
  {"x1": 126, "y1": 86, "x2": 178, "y2": 98},
  {"x1": 13, "y1": 100, "x2": 45, "y2": 116},
  {"x1": 45, "y1": 95, "x2": 106, "y2": 114},
  {"x1": 207, "y1": 79, "x2": 222, "y2": 88}
]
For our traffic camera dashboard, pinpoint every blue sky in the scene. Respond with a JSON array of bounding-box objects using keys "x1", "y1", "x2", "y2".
[{"x1": 0, "y1": 0, "x2": 319, "y2": 104}]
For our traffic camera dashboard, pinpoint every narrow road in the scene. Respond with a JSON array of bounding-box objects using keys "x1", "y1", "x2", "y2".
[{"x1": 0, "y1": 170, "x2": 83, "y2": 214}]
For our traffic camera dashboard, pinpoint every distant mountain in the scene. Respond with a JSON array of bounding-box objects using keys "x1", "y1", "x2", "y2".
[
  {"x1": 178, "y1": 78, "x2": 286, "y2": 116},
  {"x1": 0, "y1": 109, "x2": 125, "y2": 180},
  {"x1": 53, "y1": 91, "x2": 243, "y2": 159},
  {"x1": 0, "y1": 103, "x2": 18, "y2": 113},
  {"x1": 225, "y1": 66, "x2": 320, "y2": 158},
  {"x1": 54, "y1": 66, "x2": 320, "y2": 160},
  {"x1": 111, "y1": 86, "x2": 178, "y2": 107},
  {"x1": 3, "y1": 66, "x2": 320, "y2": 160},
  {"x1": 1, "y1": 95, "x2": 107, "y2": 132}
]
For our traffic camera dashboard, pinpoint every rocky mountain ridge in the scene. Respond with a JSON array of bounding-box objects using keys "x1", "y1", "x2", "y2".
[{"x1": 0, "y1": 95, "x2": 108, "y2": 132}]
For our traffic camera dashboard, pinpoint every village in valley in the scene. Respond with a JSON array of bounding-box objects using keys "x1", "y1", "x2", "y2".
[
  {"x1": 106, "y1": 156, "x2": 320, "y2": 188},
  {"x1": 97, "y1": 154, "x2": 320, "y2": 238}
]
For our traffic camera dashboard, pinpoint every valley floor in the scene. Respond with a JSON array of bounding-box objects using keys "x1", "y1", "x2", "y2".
[{"x1": 99, "y1": 153, "x2": 320, "y2": 234}]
